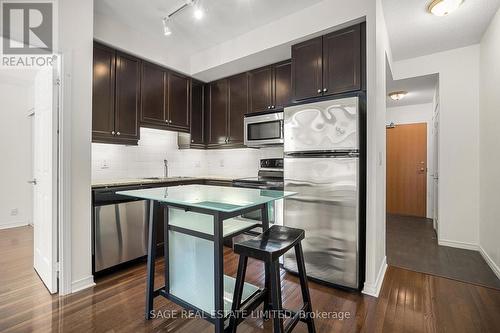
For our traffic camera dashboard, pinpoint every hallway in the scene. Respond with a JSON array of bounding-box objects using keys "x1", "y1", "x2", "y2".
[{"x1": 387, "y1": 214, "x2": 500, "y2": 289}]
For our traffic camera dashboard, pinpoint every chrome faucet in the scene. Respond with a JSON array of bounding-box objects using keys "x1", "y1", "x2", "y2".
[{"x1": 164, "y1": 159, "x2": 168, "y2": 178}]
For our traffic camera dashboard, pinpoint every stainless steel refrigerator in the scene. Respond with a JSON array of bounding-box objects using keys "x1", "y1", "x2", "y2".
[{"x1": 283, "y1": 96, "x2": 361, "y2": 289}]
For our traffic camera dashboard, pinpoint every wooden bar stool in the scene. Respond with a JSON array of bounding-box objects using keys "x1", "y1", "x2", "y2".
[{"x1": 230, "y1": 225, "x2": 316, "y2": 333}]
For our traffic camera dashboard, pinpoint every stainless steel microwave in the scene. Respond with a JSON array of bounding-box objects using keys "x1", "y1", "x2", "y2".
[{"x1": 244, "y1": 111, "x2": 284, "y2": 147}]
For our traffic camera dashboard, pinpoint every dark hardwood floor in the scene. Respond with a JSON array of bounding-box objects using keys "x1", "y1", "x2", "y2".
[
  {"x1": 387, "y1": 214, "x2": 500, "y2": 289},
  {"x1": 2, "y1": 226, "x2": 500, "y2": 332}
]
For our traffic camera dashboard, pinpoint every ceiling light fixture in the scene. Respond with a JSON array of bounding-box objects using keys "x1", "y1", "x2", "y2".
[
  {"x1": 193, "y1": 0, "x2": 204, "y2": 20},
  {"x1": 428, "y1": 0, "x2": 464, "y2": 16},
  {"x1": 388, "y1": 91, "x2": 408, "y2": 101},
  {"x1": 162, "y1": 17, "x2": 172, "y2": 36},
  {"x1": 161, "y1": 0, "x2": 205, "y2": 36}
]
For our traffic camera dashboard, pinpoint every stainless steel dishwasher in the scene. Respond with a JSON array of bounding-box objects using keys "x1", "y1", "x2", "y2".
[{"x1": 93, "y1": 186, "x2": 149, "y2": 273}]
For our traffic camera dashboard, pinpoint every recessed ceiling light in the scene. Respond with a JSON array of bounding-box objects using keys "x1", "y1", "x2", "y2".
[
  {"x1": 428, "y1": 0, "x2": 464, "y2": 16},
  {"x1": 388, "y1": 91, "x2": 408, "y2": 101}
]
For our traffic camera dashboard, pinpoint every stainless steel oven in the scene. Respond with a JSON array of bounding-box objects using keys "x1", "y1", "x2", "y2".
[{"x1": 244, "y1": 111, "x2": 284, "y2": 147}]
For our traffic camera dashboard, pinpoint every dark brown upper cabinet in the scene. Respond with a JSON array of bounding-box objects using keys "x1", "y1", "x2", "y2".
[
  {"x1": 323, "y1": 24, "x2": 361, "y2": 95},
  {"x1": 291, "y1": 36, "x2": 323, "y2": 101},
  {"x1": 273, "y1": 60, "x2": 292, "y2": 109},
  {"x1": 114, "y1": 52, "x2": 141, "y2": 143},
  {"x1": 167, "y1": 72, "x2": 190, "y2": 130},
  {"x1": 249, "y1": 66, "x2": 273, "y2": 113},
  {"x1": 207, "y1": 79, "x2": 228, "y2": 145},
  {"x1": 141, "y1": 62, "x2": 167, "y2": 126},
  {"x1": 139, "y1": 63, "x2": 190, "y2": 132},
  {"x1": 92, "y1": 43, "x2": 116, "y2": 142},
  {"x1": 292, "y1": 23, "x2": 363, "y2": 101},
  {"x1": 228, "y1": 73, "x2": 249, "y2": 144},
  {"x1": 92, "y1": 43, "x2": 140, "y2": 145},
  {"x1": 249, "y1": 60, "x2": 292, "y2": 113},
  {"x1": 190, "y1": 80, "x2": 205, "y2": 145}
]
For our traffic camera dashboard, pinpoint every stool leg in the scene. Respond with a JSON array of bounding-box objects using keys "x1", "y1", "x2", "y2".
[
  {"x1": 230, "y1": 255, "x2": 248, "y2": 333},
  {"x1": 295, "y1": 243, "x2": 316, "y2": 333},
  {"x1": 263, "y1": 261, "x2": 271, "y2": 320},
  {"x1": 269, "y1": 261, "x2": 284, "y2": 333}
]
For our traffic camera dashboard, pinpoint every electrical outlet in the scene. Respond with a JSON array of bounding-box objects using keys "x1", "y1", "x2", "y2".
[
  {"x1": 10, "y1": 208, "x2": 18, "y2": 216},
  {"x1": 100, "y1": 160, "x2": 110, "y2": 169}
]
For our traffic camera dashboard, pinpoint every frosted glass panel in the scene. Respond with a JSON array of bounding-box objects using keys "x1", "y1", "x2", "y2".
[{"x1": 168, "y1": 209, "x2": 259, "y2": 315}]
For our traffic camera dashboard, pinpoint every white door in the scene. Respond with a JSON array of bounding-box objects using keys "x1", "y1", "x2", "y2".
[{"x1": 32, "y1": 56, "x2": 59, "y2": 294}]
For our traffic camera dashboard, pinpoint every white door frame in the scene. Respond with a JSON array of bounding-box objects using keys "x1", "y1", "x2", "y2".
[{"x1": 57, "y1": 53, "x2": 72, "y2": 295}]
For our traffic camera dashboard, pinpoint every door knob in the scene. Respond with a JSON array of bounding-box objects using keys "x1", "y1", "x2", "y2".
[
  {"x1": 111, "y1": 130, "x2": 115, "y2": 135},
  {"x1": 268, "y1": 106, "x2": 271, "y2": 109},
  {"x1": 317, "y1": 89, "x2": 321, "y2": 94},
  {"x1": 27, "y1": 179, "x2": 37, "y2": 185},
  {"x1": 271, "y1": 105, "x2": 275, "y2": 109},
  {"x1": 169, "y1": 120, "x2": 173, "y2": 124},
  {"x1": 165, "y1": 119, "x2": 168, "y2": 123},
  {"x1": 323, "y1": 88, "x2": 328, "y2": 92},
  {"x1": 116, "y1": 132, "x2": 121, "y2": 136}
]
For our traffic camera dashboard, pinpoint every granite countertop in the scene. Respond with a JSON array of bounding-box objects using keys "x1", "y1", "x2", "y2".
[{"x1": 91, "y1": 176, "x2": 237, "y2": 189}]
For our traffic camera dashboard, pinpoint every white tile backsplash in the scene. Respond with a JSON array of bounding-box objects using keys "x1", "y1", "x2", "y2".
[{"x1": 91, "y1": 127, "x2": 283, "y2": 181}]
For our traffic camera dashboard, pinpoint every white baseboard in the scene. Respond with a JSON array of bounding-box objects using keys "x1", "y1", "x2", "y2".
[
  {"x1": 0, "y1": 221, "x2": 30, "y2": 230},
  {"x1": 479, "y1": 246, "x2": 500, "y2": 280},
  {"x1": 362, "y1": 256, "x2": 387, "y2": 297},
  {"x1": 438, "y1": 239, "x2": 479, "y2": 251},
  {"x1": 71, "y1": 276, "x2": 96, "y2": 293}
]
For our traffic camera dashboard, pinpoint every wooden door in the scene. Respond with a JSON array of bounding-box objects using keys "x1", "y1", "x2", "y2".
[
  {"x1": 228, "y1": 73, "x2": 248, "y2": 144},
  {"x1": 323, "y1": 24, "x2": 361, "y2": 96},
  {"x1": 92, "y1": 43, "x2": 116, "y2": 141},
  {"x1": 273, "y1": 60, "x2": 292, "y2": 109},
  {"x1": 141, "y1": 62, "x2": 166, "y2": 126},
  {"x1": 291, "y1": 36, "x2": 323, "y2": 101},
  {"x1": 167, "y1": 71, "x2": 190, "y2": 130},
  {"x1": 249, "y1": 66, "x2": 273, "y2": 113},
  {"x1": 114, "y1": 52, "x2": 140, "y2": 143},
  {"x1": 190, "y1": 80, "x2": 205, "y2": 145},
  {"x1": 387, "y1": 123, "x2": 427, "y2": 217},
  {"x1": 208, "y1": 79, "x2": 228, "y2": 145}
]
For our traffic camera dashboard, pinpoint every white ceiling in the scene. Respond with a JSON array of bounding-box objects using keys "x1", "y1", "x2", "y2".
[
  {"x1": 386, "y1": 62, "x2": 438, "y2": 107},
  {"x1": 94, "y1": 0, "x2": 323, "y2": 57},
  {"x1": 383, "y1": 0, "x2": 500, "y2": 61}
]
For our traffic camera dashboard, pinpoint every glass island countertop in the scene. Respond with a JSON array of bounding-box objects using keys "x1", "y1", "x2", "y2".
[
  {"x1": 117, "y1": 184, "x2": 295, "y2": 213},
  {"x1": 118, "y1": 184, "x2": 294, "y2": 330}
]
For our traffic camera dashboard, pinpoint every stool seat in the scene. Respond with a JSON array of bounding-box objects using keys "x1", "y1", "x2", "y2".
[{"x1": 233, "y1": 225, "x2": 305, "y2": 262}]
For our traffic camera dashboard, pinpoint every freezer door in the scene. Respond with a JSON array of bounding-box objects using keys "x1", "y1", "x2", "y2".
[
  {"x1": 283, "y1": 156, "x2": 359, "y2": 288},
  {"x1": 284, "y1": 97, "x2": 359, "y2": 153}
]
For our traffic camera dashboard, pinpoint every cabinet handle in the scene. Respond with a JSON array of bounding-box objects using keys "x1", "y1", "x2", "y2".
[
  {"x1": 191, "y1": 140, "x2": 194, "y2": 143},
  {"x1": 323, "y1": 88, "x2": 328, "y2": 92},
  {"x1": 267, "y1": 106, "x2": 271, "y2": 109},
  {"x1": 271, "y1": 105, "x2": 275, "y2": 109},
  {"x1": 169, "y1": 120, "x2": 173, "y2": 124},
  {"x1": 165, "y1": 119, "x2": 168, "y2": 123},
  {"x1": 111, "y1": 131, "x2": 115, "y2": 135},
  {"x1": 116, "y1": 132, "x2": 121, "y2": 136},
  {"x1": 317, "y1": 89, "x2": 321, "y2": 94}
]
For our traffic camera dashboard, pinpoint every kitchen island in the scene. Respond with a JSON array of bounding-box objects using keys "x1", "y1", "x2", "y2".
[{"x1": 117, "y1": 184, "x2": 294, "y2": 333}]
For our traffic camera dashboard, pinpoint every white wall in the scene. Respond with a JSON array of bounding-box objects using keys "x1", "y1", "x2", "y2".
[
  {"x1": 57, "y1": 0, "x2": 94, "y2": 293},
  {"x1": 386, "y1": 103, "x2": 434, "y2": 218},
  {"x1": 392, "y1": 45, "x2": 480, "y2": 250},
  {"x1": 93, "y1": 11, "x2": 191, "y2": 75},
  {"x1": 0, "y1": 79, "x2": 33, "y2": 229},
  {"x1": 92, "y1": 128, "x2": 282, "y2": 181},
  {"x1": 479, "y1": 8, "x2": 500, "y2": 277}
]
